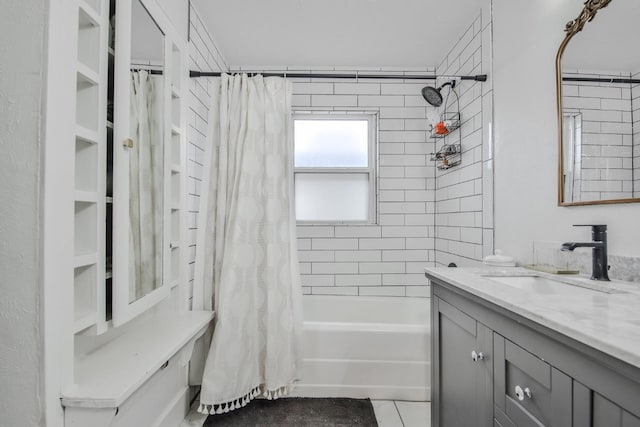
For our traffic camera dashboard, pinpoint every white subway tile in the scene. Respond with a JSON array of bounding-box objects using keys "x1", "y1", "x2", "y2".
[
  {"x1": 382, "y1": 274, "x2": 428, "y2": 286},
  {"x1": 335, "y1": 226, "x2": 382, "y2": 238},
  {"x1": 311, "y1": 286, "x2": 358, "y2": 296},
  {"x1": 301, "y1": 274, "x2": 334, "y2": 286},
  {"x1": 296, "y1": 226, "x2": 335, "y2": 238},
  {"x1": 335, "y1": 274, "x2": 382, "y2": 286},
  {"x1": 359, "y1": 287, "x2": 406, "y2": 297},
  {"x1": 379, "y1": 214, "x2": 405, "y2": 226},
  {"x1": 312, "y1": 238, "x2": 358, "y2": 250},
  {"x1": 379, "y1": 143, "x2": 406, "y2": 155},
  {"x1": 311, "y1": 95, "x2": 358, "y2": 107},
  {"x1": 379, "y1": 202, "x2": 426, "y2": 214},
  {"x1": 359, "y1": 238, "x2": 406, "y2": 250},
  {"x1": 298, "y1": 250, "x2": 335, "y2": 262},
  {"x1": 383, "y1": 250, "x2": 430, "y2": 262},
  {"x1": 358, "y1": 95, "x2": 405, "y2": 107},
  {"x1": 335, "y1": 250, "x2": 382, "y2": 262},
  {"x1": 334, "y1": 83, "x2": 380, "y2": 95},
  {"x1": 382, "y1": 226, "x2": 429, "y2": 238},
  {"x1": 312, "y1": 262, "x2": 358, "y2": 274},
  {"x1": 359, "y1": 262, "x2": 405, "y2": 274}
]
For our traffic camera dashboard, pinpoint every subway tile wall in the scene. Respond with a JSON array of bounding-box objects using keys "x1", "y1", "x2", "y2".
[
  {"x1": 186, "y1": 5, "x2": 228, "y2": 307},
  {"x1": 633, "y1": 71, "x2": 639, "y2": 199},
  {"x1": 227, "y1": 68, "x2": 439, "y2": 297},
  {"x1": 187, "y1": 4, "x2": 494, "y2": 298},
  {"x1": 563, "y1": 71, "x2": 634, "y2": 201},
  {"x1": 434, "y1": 9, "x2": 494, "y2": 267}
]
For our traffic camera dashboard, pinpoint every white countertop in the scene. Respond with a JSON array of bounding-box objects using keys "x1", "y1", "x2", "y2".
[{"x1": 425, "y1": 266, "x2": 640, "y2": 370}]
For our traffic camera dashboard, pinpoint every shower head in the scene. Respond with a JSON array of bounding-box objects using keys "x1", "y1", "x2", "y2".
[
  {"x1": 421, "y1": 86, "x2": 443, "y2": 107},
  {"x1": 421, "y1": 80, "x2": 456, "y2": 107}
]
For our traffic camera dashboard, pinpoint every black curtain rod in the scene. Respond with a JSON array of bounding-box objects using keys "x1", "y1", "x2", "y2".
[
  {"x1": 563, "y1": 76, "x2": 640, "y2": 84},
  {"x1": 189, "y1": 70, "x2": 488, "y2": 82}
]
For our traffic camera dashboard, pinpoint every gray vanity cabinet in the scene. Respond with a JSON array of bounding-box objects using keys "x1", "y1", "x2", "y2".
[
  {"x1": 430, "y1": 275, "x2": 640, "y2": 427},
  {"x1": 493, "y1": 334, "x2": 572, "y2": 427},
  {"x1": 433, "y1": 296, "x2": 493, "y2": 427}
]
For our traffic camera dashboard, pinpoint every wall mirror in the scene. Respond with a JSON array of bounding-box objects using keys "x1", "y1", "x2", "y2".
[
  {"x1": 556, "y1": 0, "x2": 640, "y2": 206},
  {"x1": 113, "y1": 0, "x2": 171, "y2": 325}
]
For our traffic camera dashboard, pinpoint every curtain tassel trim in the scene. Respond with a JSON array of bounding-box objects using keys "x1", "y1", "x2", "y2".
[{"x1": 197, "y1": 384, "x2": 291, "y2": 415}]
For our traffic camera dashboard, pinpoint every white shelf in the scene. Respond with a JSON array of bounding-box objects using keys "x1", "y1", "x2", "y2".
[
  {"x1": 73, "y1": 312, "x2": 98, "y2": 334},
  {"x1": 74, "y1": 253, "x2": 98, "y2": 268},
  {"x1": 76, "y1": 125, "x2": 100, "y2": 144},
  {"x1": 78, "y1": 0, "x2": 101, "y2": 28},
  {"x1": 61, "y1": 311, "x2": 214, "y2": 408},
  {"x1": 77, "y1": 63, "x2": 100, "y2": 87},
  {"x1": 74, "y1": 190, "x2": 98, "y2": 203}
]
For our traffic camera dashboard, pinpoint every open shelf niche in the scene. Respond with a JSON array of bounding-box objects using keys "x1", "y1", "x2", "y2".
[{"x1": 73, "y1": 0, "x2": 109, "y2": 334}]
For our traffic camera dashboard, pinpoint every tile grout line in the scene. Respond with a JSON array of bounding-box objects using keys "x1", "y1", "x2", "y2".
[{"x1": 393, "y1": 400, "x2": 406, "y2": 427}]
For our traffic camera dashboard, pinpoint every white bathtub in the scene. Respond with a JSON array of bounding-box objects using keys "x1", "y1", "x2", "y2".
[{"x1": 291, "y1": 295, "x2": 431, "y2": 401}]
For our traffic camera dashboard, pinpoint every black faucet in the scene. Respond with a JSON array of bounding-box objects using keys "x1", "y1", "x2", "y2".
[{"x1": 561, "y1": 224, "x2": 609, "y2": 281}]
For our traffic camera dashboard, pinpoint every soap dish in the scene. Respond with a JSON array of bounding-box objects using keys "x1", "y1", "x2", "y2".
[
  {"x1": 523, "y1": 264, "x2": 579, "y2": 275},
  {"x1": 483, "y1": 250, "x2": 516, "y2": 267}
]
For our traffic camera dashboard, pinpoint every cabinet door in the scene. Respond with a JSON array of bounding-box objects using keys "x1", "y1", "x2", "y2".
[
  {"x1": 573, "y1": 381, "x2": 640, "y2": 427},
  {"x1": 433, "y1": 297, "x2": 493, "y2": 427},
  {"x1": 494, "y1": 334, "x2": 572, "y2": 427}
]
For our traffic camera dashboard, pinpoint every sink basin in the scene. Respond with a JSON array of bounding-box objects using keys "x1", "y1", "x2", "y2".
[{"x1": 484, "y1": 275, "x2": 626, "y2": 295}]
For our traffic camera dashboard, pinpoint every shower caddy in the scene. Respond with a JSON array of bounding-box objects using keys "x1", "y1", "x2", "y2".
[{"x1": 429, "y1": 82, "x2": 462, "y2": 170}]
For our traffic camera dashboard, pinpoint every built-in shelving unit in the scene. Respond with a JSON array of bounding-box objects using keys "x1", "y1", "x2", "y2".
[
  {"x1": 73, "y1": 0, "x2": 108, "y2": 334},
  {"x1": 168, "y1": 43, "x2": 185, "y2": 289}
]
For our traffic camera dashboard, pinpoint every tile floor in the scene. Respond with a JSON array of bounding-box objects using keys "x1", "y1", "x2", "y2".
[
  {"x1": 181, "y1": 400, "x2": 431, "y2": 427},
  {"x1": 372, "y1": 401, "x2": 430, "y2": 427}
]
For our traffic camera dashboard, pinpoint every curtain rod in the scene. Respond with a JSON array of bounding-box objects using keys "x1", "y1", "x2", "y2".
[
  {"x1": 563, "y1": 76, "x2": 640, "y2": 84},
  {"x1": 189, "y1": 70, "x2": 488, "y2": 82}
]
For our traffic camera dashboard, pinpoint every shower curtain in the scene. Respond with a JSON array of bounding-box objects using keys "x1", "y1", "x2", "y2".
[
  {"x1": 193, "y1": 74, "x2": 303, "y2": 415},
  {"x1": 129, "y1": 70, "x2": 163, "y2": 302}
]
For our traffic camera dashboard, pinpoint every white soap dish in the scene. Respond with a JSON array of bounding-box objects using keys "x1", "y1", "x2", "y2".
[{"x1": 483, "y1": 250, "x2": 516, "y2": 267}]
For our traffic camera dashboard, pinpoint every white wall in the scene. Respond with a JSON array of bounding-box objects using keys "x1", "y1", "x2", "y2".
[
  {"x1": 0, "y1": 0, "x2": 46, "y2": 425},
  {"x1": 492, "y1": 0, "x2": 640, "y2": 265}
]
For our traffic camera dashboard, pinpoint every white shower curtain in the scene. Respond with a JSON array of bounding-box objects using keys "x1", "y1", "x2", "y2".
[
  {"x1": 194, "y1": 74, "x2": 303, "y2": 415},
  {"x1": 129, "y1": 71, "x2": 163, "y2": 302}
]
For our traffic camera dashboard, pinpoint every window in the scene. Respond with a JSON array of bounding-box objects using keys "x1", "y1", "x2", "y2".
[{"x1": 293, "y1": 113, "x2": 377, "y2": 223}]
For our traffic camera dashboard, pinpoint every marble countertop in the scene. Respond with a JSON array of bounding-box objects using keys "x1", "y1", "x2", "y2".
[{"x1": 424, "y1": 266, "x2": 640, "y2": 370}]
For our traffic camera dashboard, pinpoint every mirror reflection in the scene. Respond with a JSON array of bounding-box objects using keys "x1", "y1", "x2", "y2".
[
  {"x1": 559, "y1": 0, "x2": 640, "y2": 205},
  {"x1": 129, "y1": 0, "x2": 165, "y2": 302}
]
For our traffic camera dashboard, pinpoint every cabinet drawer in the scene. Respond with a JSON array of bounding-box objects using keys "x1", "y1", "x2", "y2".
[{"x1": 494, "y1": 334, "x2": 571, "y2": 427}]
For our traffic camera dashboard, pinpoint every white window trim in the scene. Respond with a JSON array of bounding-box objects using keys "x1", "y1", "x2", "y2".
[{"x1": 293, "y1": 111, "x2": 378, "y2": 225}]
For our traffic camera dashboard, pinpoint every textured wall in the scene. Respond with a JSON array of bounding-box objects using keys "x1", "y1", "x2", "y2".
[{"x1": 0, "y1": 0, "x2": 46, "y2": 425}]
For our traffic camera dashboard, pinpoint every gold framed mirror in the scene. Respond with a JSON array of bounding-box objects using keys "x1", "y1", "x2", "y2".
[{"x1": 556, "y1": 0, "x2": 640, "y2": 206}]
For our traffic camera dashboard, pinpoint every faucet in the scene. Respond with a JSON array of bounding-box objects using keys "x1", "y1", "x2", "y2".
[{"x1": 561, "y1": 224, "x2": 610, "y2": 281}]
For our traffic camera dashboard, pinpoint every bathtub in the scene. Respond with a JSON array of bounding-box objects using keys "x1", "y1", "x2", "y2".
[{"x1": 291, "y1": 295, "x2": 431, "y2": 401}]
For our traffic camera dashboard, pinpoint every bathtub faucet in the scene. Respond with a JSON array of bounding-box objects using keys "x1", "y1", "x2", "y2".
[{"x1": 561, "y1": 224, "x2": 610, "y2": 281}]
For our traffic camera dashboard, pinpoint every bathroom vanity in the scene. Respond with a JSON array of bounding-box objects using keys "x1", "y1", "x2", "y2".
[{"x1": 426, "y1": 267, "x2": 640, "y2": 427}]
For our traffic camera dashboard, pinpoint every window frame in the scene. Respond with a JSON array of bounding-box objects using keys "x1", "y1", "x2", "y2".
[{"x1": 293, "y1": 111, "x2": 378, "y2": 225}]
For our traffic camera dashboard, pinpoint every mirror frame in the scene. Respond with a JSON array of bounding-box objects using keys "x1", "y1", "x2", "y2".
[
  {"x1": 556, "y1": 0, "x2": 640, "y2": 206},
  {"x1": 112, "y1": 0, "x2": 173, "y2": 326}
]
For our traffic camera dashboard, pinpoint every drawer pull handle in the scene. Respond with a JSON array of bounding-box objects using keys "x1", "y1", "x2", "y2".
[
  {"x1": 471, "y1": 350, "x2": 484, "y2": 362},
  {"x1": 515, "y1": 385, "x2": 532, "y2": 401}
]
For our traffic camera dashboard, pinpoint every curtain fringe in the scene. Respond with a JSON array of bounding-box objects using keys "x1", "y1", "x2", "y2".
[{"x1": 197, "y1": 384, "x2": 291, "y2": 415}]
